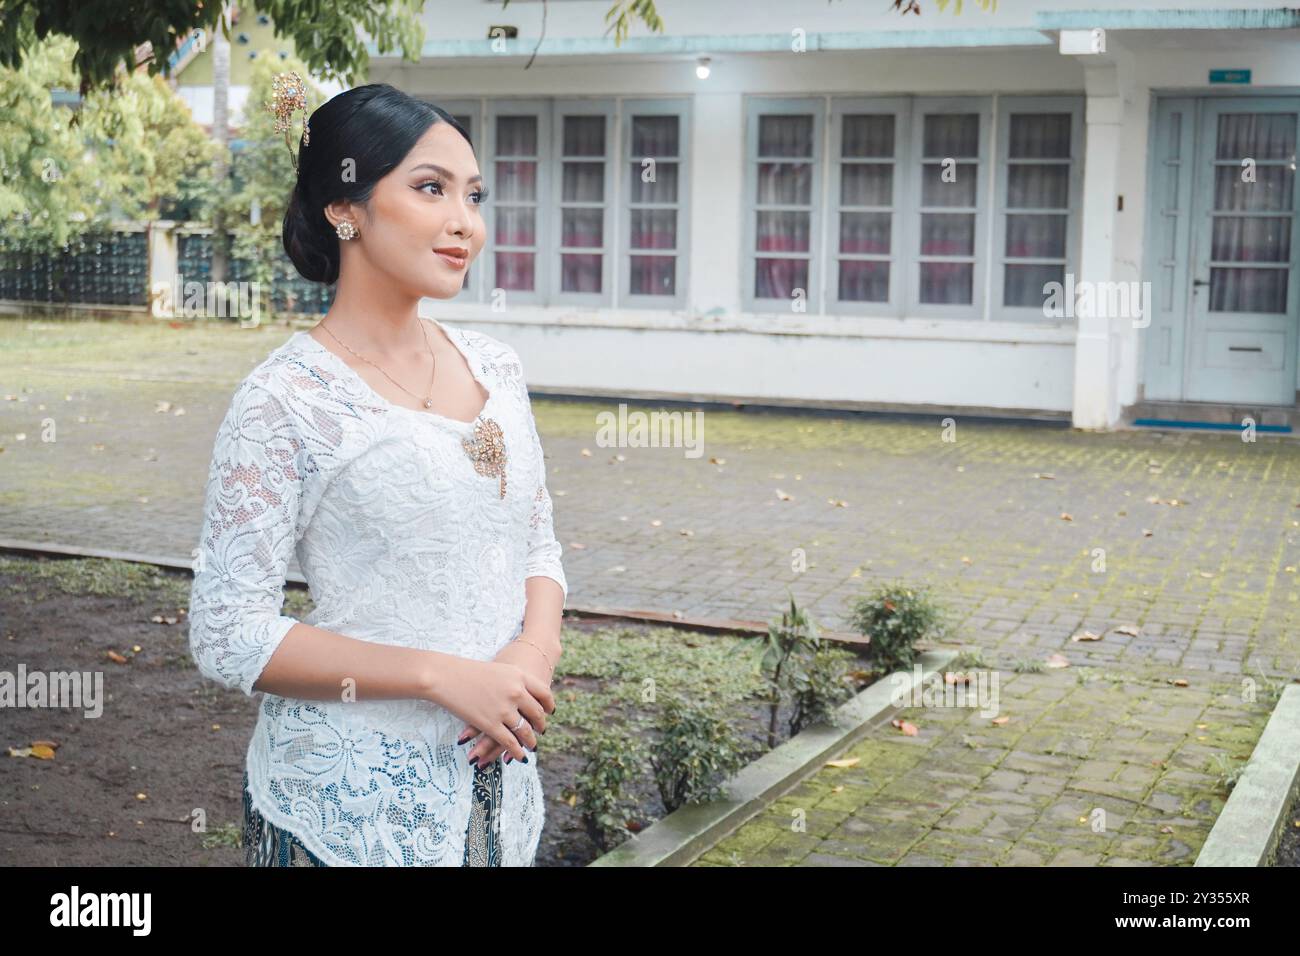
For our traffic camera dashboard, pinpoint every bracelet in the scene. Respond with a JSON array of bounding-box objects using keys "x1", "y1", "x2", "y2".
[{"x1": 513, "y1": 637, "x2": 555, "y2": 677}]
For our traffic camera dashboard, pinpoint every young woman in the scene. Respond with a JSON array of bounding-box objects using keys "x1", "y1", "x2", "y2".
[{"x1": 188, "y1": 82, "x2": 567, "y2": 867}]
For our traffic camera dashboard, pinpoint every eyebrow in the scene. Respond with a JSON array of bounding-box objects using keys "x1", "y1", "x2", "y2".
[{"x1": 409, "y1": 163, "x2": 483, "y2": 184}]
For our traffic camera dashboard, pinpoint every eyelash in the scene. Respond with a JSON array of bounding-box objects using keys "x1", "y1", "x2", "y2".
[{"x1": 418, "y1": 179, "x2": 489, "y2": 204}]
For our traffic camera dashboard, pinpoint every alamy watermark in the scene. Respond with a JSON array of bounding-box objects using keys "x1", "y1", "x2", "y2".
[
  {"x1": 0, "y1": 664, "x2": 103, "y2": 718},
  {"x1": 889, "y1": 665, "x2": 1001, "y2": 719},
  {"x1": 151, "y1": 272, "x2": 263, "y2": 327},
  {"x1": 1043, "y1": 274, "x2": 1152, "y2": 328},
  {"x1": 595, "y1": 402, "x2": 705, "y2": 459}
]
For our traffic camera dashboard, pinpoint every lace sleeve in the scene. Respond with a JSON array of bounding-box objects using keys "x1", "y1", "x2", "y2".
[
  {"x1": 518, "y1": 370, "x2": 568, "y2": 605},
  {"x1": 188, "y1": 380, "x2": 305, "y2": 696}
]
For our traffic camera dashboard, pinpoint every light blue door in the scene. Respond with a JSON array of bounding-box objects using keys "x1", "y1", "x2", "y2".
[{"x1": 1184, "y1": 97, "x2": 1300, "y2": 404}]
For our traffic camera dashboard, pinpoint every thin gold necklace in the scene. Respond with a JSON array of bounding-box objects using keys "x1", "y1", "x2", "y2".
[{"x1": 318, "y1": 318, "x2": 437, "y2": 409}]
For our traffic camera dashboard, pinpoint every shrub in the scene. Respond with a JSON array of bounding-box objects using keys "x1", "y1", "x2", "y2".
[
  {"x1": 574, "y1": 725, "x2": 646, "y2": 853},
  {"x1": 648, "y1": 696, "x2": 748, "y2": 813},
  {"x1": 848, "y1": 582, "x2": 948, "y2": 674}
]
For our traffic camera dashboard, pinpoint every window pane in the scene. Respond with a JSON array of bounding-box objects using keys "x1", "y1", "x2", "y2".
[
  {"x1": 632, "y1": 115, "x2": 679, "y2": 157},
  {"x1": 838, "y1": 260, "x2": 890, "y2": 302},
  {"x1": 631, "y1": 255, "x2": 675, "y2": 295},
  {"x1": 1209, "y1": 267, "x2": 1288, "y2": 312},
  {"x1": 757, "y1": 162, "x2": 812, "y2": 205},
  {"x1": 755, "y1": 258, "x2": 809, "y2": 299},
  {"x1": 1214, "y1": 166, "x2": 1294, "y2": 212},
  {"x1": 495, "y1": 251, "x2": 534, "y2": 291},
  {"x1": 628, "y1": 161, "x2": 678, "y2": 203},
  {"x1": 921, "y1": 163, "x2": 977, "y2": 206},
  {"x1": 919, "y1": 262, "x2": 973, "y2": 304},
  {"x1": 923, "y1": 114, "x2": 979, "y2": 157},
  {"x1": 496, "y1": 116, "x2": 537, "y2": 155},
  {"x1": 562, "y1": 208, "x2": 603, "y2": 248},
  {"x1": 494, "y1": 160, "x2": 537, "y2": 202},
  {"x1": 839, "y1": 212, "x2": 891, "y2": 254},
  {"x1": 562, "y1": 162, "x2": 604, "y2": 202},
  {"x1": 1006, "y1": 214, "x2": 1067, "y2": 258},
  {"x1": 1007, "y1": 165, "x2": 1069, "y2": 208},
  {"x1": 1004, "y1": 263, "x2": 1064, "y2": 308},
  {"x1": 563, "y1": 116, "x2": 605, "y2": 156},
  {"x1": 920, "y1": 213, "x2": 974, "y2": 256},
  {"x1": 1211, "y1": 216, "x2": 1292, "y2": 262},
  {"x1": 759, "y1": 115, "x2": 814, "y2": 157},
  {"x1": 840, "y1": 164, "x2": 893, "y2": 206},
  {"x1": 1008, "y1": 114, "x2": 1071, "y2": 159},
  {"x1": 630, "y1": 209, "x2": 677, "y2": 250},
  {"x1": 757, "y1": 211, "x2": 810, "y2": 252},
  {"x1": 561, "y1": 253, "x2": 602, "y2": 292},
  {"x1": 495, "y1": 207, "x2": 536, "y2": 246},
  {"x1": 842, "y1": 115, "x2": 894, "y2": 158},
  {"x1": 1215, "y1": 113, "x2": 1297, "y2": 160}
]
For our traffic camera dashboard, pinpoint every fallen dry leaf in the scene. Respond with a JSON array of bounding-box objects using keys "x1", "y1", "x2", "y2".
[
  {"x1": 775, "y1": 489, "x2": 792, "y2": 501},
  {"x1": 1071, "y1": 630, "x2": 1102, "y2": 642},
  {"x1": 1045, "y1": 653, "x2": 1071, "y2": 668},
  {"x1": 1112, "y1": 624, "x2": 1141, "y2": 637},
  {"x1": 29, "y1": 744, "x2": 55, "y2": 760},
  {"x1": 991, "y1": 715, "x2": 1010, "y2": 726},
  {"x1": 890, "y1": 718, "x2": 919, "y2": 736},
  {"x1": 1168, "y1": 678, "x2": 1189, "y2": 687},
  {"x1": 825, "y1": 757, "x2": 860, "y2": 768},
  {"x1": 106, "y1": 650, "x2": 128, "y2": 664},
  {"x1": 1060, "y1": 512, "x2": 1073, "y2": 521},
  {"x1": 1034, "y1": 472, "x2": 1056, "y2": 480},
  {"x1": 944, "y1": 672, "x2": 971, "y2": 685}
]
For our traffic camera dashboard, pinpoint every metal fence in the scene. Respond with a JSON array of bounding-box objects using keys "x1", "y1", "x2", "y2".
[{"x1": 0, "y1": 229, "x2": 149, "y2": 306}]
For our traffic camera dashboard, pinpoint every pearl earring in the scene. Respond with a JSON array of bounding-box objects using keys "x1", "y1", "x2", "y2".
[{"x1": 336, "y1": 221, "x2": 358, "y2": 240}]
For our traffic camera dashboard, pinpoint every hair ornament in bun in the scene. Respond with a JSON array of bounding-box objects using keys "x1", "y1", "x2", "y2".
[{"x1": 267, "y1": 71, "x2": 310, "y2": 172}]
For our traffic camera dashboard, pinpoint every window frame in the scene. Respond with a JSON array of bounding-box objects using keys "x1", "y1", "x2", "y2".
[
  {"x1": 619, "y1": 98, "x2": 693, "y2": 310},
  {"x1": 743, "y1": 96, "x2": 826, "y2": 315},
  {"x1": 906, "y1": 95, "x2": 994, "y2": 320},
  {"x1": 989, "y1": 95, "x2": 1086, "y2": 323},
  {"x1": 484, "y1": 98, "x2": 551, "y2": 307},
  {"x1": 827, "y1": 96, "x2": 911, "y2": 317},
  {"x1": 549, "y1": 98, "x2": 616, "y2": 308}
]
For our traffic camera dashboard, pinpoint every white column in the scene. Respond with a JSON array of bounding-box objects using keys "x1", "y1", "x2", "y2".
[
  {"x1": 688, "y1": 91, "x2": 743, "y2": 317},
  {"x1": 1072, "y1": 66, "x2": 1123, "y2": 429}
]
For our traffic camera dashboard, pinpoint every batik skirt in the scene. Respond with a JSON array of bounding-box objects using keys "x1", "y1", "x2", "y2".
[{"x1": 241, "y1": 757, "x2": 505, "y2": 867}]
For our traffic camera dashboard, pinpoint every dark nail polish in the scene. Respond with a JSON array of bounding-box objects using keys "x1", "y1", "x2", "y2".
[
  {"x1": 521, "y1": 755, "x2": 529, "y2": 764},
  {"x1": 468, "y1": 756, "x2": 479, "y2": 768}
]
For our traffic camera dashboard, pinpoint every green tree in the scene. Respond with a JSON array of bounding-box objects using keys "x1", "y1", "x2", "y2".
[
  {"x1": 220, "y1": 51, "x2": 326, "y2": 319},
  {"x1": 0, "y1": 33, "x2": 219, "y2": 249}
]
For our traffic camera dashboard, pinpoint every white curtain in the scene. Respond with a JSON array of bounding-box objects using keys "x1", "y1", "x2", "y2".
[{"x1": 1209, "y1": 113, "x2": 1296, "y2": 313}]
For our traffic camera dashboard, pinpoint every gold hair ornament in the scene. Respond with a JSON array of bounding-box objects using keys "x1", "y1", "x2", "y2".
[{"x1": 267, "y1": 71, "x2": 310, "y2": 172}]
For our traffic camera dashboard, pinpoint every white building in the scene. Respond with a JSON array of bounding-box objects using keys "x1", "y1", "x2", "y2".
[{"x1": 362, "y1": 1, "x2": 1300, "y2": 431}]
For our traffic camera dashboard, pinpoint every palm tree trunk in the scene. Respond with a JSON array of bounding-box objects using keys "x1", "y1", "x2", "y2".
[{"x1": 210, "y1": 2, "x2": 231, "y2": 284}]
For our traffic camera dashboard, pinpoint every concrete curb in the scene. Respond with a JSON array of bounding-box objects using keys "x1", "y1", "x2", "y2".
[
  {"x1": 1195, "y1": 683, "x2": 1300, "y2": 867},
  {"x1": 587, "y1": 647, "x2": 960, "y2": 867}
]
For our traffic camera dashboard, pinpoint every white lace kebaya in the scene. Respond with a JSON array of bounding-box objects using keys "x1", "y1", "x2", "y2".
[{"x1": 188, "y1": 318, "x2": 567, "y2": 866}]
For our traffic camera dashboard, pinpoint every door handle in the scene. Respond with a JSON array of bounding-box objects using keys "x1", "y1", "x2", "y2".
[{"x1": 1191, "y1": 278, "x2": 1209, "y2": 287}]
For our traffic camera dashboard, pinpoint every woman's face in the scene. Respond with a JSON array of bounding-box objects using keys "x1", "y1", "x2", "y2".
[{"x1": 327, "y1": 120, "x2": 486, "y2": 300}]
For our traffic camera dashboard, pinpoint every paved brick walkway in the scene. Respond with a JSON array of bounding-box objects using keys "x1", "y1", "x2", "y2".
[{"x1": 3, "y1": 317, "x2": 1297, "y2": 865}]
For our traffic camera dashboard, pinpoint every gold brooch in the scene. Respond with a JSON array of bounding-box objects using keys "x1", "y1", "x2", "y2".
[{"x1": 462, "y1": 418, "x2": 507, "y2": 499}]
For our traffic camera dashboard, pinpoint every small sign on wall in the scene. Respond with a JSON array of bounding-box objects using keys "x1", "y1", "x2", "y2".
[{"x1": 1209, "y1": 69, "x2": 1251, "y2": 84}]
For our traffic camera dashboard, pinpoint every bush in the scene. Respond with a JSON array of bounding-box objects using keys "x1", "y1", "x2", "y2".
[
  {"x1": 648, "y1": 696, "x2": 748, "y2": 813},
  {"x1": 574, "y1": 725, "x2": 646, "y2": 853},
  {"x1": 848, "y1": 582, "x2": 948, "y2": 674},
  {"x1": 731, "y1": 593, "x2": 856, "y2": 749}
]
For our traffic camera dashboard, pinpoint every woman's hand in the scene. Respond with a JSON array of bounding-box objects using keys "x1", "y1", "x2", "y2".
[
  {"x1": 431, "y1": 653, "x2": 554, "y2": 763},
  {"x1": 460, "y1": 639, "x2": 554, "y2": 767}
]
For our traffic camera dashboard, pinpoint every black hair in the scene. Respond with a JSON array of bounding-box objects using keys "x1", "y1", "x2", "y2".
[{"x1": 282, "y1": 83, "x2": 473, "y2": 285}]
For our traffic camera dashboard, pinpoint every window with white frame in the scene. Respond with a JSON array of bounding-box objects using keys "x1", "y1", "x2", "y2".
[
  {"x1": 434, "y1": 98, "x2": 690, "y2": 309},
  {"x1": 745, "y1": 94, "x2": 1083, "y2": 320}
]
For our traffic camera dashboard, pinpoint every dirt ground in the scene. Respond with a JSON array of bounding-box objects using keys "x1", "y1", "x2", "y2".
[{"x1": 1, "y1": 553, "x2": 865, "y2": 867}]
